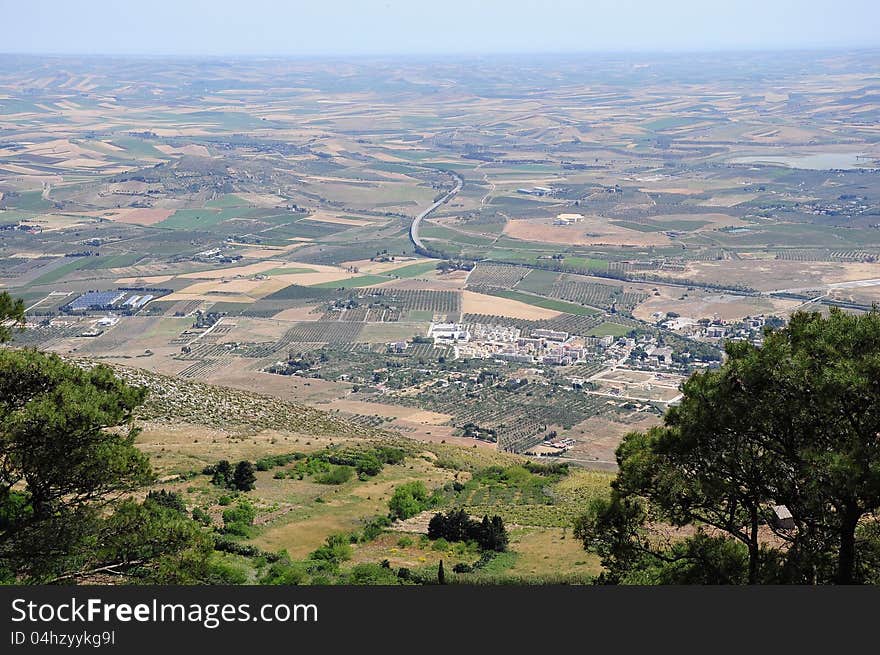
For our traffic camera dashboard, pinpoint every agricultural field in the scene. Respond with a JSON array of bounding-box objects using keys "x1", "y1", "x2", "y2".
[{"x1": 2, "y1": 51, "x2": 880, "y2": 579}]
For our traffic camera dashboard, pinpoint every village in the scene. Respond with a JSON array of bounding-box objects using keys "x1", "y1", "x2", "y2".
[
  {"x1": 428, "y1": 319, "x2": 709, "y2": 372},
  {"x1": 650, "y1": 312, "x2": 784, "y2": 348}
]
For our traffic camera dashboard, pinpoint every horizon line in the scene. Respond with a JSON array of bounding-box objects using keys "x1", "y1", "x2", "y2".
[{"x1": 2, "y1": 44, "x2": 879, "y2": 60}]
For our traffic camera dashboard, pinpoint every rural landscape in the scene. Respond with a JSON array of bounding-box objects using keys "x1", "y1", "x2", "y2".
[{"x1": 2, "y1": 48, "x2": 880, "y2": 585}]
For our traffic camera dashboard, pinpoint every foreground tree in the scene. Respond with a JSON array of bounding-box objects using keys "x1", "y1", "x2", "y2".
[
  {"x1": 0, "y1": 318, "x2": 227, "y2": 582},
  {"x1": 0, "y1": 291, "x2": 25, "y2": 343},
  {"x1": 576, "y1": 308, "x2": 880, "y2": 584},
  {"x1": 0, "y1": 349, "x2": 154, "y2": 580}
]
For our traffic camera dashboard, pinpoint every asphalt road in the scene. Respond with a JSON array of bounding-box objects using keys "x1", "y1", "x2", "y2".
[{"x1": 409, "y1": 171, "x2": 463, "y2": 252}]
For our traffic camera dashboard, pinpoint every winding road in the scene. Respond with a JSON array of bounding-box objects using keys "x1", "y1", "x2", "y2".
[{"x1": 409, "y1": 170, "x2": 464, "y2": 253}]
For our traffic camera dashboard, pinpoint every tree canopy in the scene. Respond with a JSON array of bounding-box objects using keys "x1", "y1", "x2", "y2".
[
  {"x1": 0, "y1": 291, "x2": 25, "y2": 344},
  {"x1": 0, "y1": 345, "x2": 212, "y2": 582},
  {"x1": 576, "y1": 308, "x2": 880, "y2": 584}
]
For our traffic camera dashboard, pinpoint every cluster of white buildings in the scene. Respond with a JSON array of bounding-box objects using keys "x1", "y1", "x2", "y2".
[
  {"x1": 428, "y1": 322, "x2": 471, "y2": 342},
  {"x1": 652, "y1": 312, "x2": 773, "y2": 346},
  {"x1": 428, "y1": 322, "x2": 594, "y2": 367},
  {"x1": 553, "y1": 213, "x2": 583, "y2": 225}
]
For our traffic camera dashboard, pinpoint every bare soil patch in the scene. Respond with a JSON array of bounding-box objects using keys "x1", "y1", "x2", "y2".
[{"x1": 461, "y1": 289, "x2": 560, "y2": 320}]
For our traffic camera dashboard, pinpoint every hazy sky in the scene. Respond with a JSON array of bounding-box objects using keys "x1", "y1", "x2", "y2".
[{"x1": 2, "y1": 0, "x2": 878, "y2": 56}]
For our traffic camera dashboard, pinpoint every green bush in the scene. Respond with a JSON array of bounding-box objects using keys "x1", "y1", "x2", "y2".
[
  {"x1": 314, "y1": 465, "x2": 354, "y2": 485},
  {"x1": 360, "y1": 515, "x2": 392, "y2": 542},
  {"x1": 259, "y1": 558, "x2": 309, "y2": 585},
  {"x1": 388, "y1": 481, "x2": 431, "y2": 520},
  {"x1": 346, "y1": 562, "x2": 400, "y2": 585},
  {"x1": 255, "y1": 453, "x2": 300, "y2": 471},
  {"x1": 146, "y1": 490, "x2": 187, "y2": 514},
  {"x1": 221, "y1": 500, "x2": 256, "y2": 537},
  {"x1": 308, "y1": 534, "x2": 353, "y2": 568},
  {"x1": 323, "y1": 445, "x2": 408, "y2": 478},
  {"x1": 191, "y1": 507, "x2": 212, "y2": 526}
]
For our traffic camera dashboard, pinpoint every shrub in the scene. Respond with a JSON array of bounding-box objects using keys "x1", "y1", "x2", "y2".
[
  {"x1": 375, "y1": 446, "x2": 406, "y2": 465},
  {"x1": 208, "y1": 459, "x2": 259, "y2": 491},
  {"x1": 397, "y1": 536, "x2": 414, "y2": 548},
  {"x1": 353, "y1": 453, "x2": 383, "y2": 477},
  {"x1": 308, "y1": 534, "x2": 353, "y2": 567},
  {"x1": 210, "y1": 460, "x2": 233, "y2": 488},
  {"x1": 314, "y1": 465, "x2": 354, "y2": 485},
  {"x1": 146, "y1": 490, "x2": 187, "y2": 514},
  {"x1": 259, "y1": 559, "x2": 308, "y2": 585},
  {"x1": 346, "y1": 562, "x2": 399, "y2": 585},
  {"x1": 523, "y1": 460, "x2": 570, "y2": 476},
  {"x1": 360, "y1": 515, "x2": 392, "y2": 542},
  {"x1": 255, "y1": 453, "x2": 300, "y2": 471},
  {"x1": 191, "y1": 507, "x2": 212, "y2": 526},
  {"x1": 388, "y1": 481, "x2": 430, "y2": 520},
  {"x1": 221, "y1": 500, "x2": 256, "y2": 537},
  {"x1": 323, "y1": 445, "x2": 408, "y2": 479}
]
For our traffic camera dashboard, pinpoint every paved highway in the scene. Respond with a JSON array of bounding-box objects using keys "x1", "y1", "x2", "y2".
[{"x1": 409, "y1": 170, "x2": 463, "y2": 253}]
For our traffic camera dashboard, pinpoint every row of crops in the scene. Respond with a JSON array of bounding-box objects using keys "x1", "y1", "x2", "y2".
[
  {"x1": 177, "y1": 356, "x2": 233, "y2": 379},
  {"x1": 319, "y1": 306, "x2": 405, "y2": 322},
  {"x1": 467, "y1": 264, "x2": 649, "y2": 314},
  {"x1": 548, "y1": 274, "x2": 647, "y2": 312},
  {"x1": 10, "y1": 322, "x2": 82, "y2": 347},
  {"x1": 467, "y1": 263, "x2": 530, "y2": 288},
  {"x1": 174, "y1": 343, "x2": 231, "y2": 361},
  {"x1": 280, "y1": 321, "x2": 365, "y2": 344},
  {"x1": 773, "y1": 248, "x2": 879, "y2": 262},
  {"x1": 369, "y1": 288, "x2": 462, "y2": 314}
]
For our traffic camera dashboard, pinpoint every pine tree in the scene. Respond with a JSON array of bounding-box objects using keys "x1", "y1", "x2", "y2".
[{"x1": 233, "y1": 460, "x2": 256, "y2": 492}]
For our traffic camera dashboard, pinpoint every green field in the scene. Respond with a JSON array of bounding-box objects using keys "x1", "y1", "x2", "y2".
[
  {"x1": 158, "y1": 206, "x2": 265, "y2": 230},
  {"x1": 206, "y1": 194, "x2": 249, "y2": 208},
  {"x1": 28, "y1": 257, "x2": 92, "y2": 286},
  {"x1": 311, "y1": 275, "x2": 391, "y2": 289},
  {"x1": 514, "y1": 269, "x2": 560, "y2": 294},
  {"x1": 643, "y1": 116, "x2": 701, "y2": 131},
  {"x1": 5, "y1": 190, "x2": 53, "y2": 212},
  {"x1": 586, "y1": 322, "x2": 633, "y2": 337},
  {"x1": 79, "y1": 253, "x2": 145, "y2": 270},
  {"x1": 385, "y1": 261, "x2": 438, "y2": 278},
  {"x1": 610, "y1": 219, "x2": 710, "y2": 233},
  {"x1": 420, "y1": 224, "x2": 496, "y2": 246},
  {"x1": 109, "y1": 136, "x2": 168, "y2": 159},
  {"x1": 260, "y1": 267, "x2": 316, "y2": 276},
  {"x1": 562, "y1": 257, "x2": 611, "y2": 271}
]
